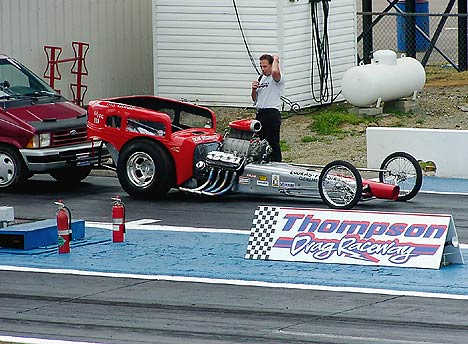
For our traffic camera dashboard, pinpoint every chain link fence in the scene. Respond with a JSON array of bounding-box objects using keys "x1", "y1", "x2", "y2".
[{"x1": 357, "y1": 10, "x2": 468, "y2": 71}]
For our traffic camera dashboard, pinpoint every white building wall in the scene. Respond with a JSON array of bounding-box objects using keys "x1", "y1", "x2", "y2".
[
  {"x1": 0, "y1": 0, "x2": 153, "y2": 104},
  {"x1": 284, "y1": 0, "x2": 357, "y2": 108},
  {"x1": 153, "y1": 0, "x2": 357, "y2": 108}
]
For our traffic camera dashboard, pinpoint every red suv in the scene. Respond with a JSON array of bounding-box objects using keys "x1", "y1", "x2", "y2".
[{"x1": 0, "y1": 55, "x2": 105, "y2": 189}]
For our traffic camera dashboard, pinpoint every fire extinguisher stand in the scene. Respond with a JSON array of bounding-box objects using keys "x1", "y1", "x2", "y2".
[
  {"x1": 55, "y1": 200, "x2": 72, "y2": 254},
  {"x1": 111, "y1": 196, "x2": 126, "y2": 242}
]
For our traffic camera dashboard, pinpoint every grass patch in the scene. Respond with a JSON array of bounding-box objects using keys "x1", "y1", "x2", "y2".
[
  {"x1": 308, "y1": 106, "x2": 373, "y2": 136},
  {"x1": 301, "y1": 135, "x2": 320, "y2": 143},
  {"x1": 419, "y1": 160, "x2": 436, "y2": 172},
  {"x1": 280, "y1": 140, "x2": 290, "y2": 152}
]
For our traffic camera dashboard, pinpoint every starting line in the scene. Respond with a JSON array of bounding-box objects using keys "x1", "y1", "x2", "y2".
[{"x1": 86, "y1": 220, "x2": 247, "y2": 234}]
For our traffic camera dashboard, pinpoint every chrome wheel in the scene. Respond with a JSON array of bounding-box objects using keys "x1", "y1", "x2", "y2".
[
  {"x1": 117, "y1": 140, "x2": 174, "y2": 199},
  {"x1": 126, "y1": 151, "x2": 155, "y2": 187},
  {"x1": 379, "y1": 152, "x2": 422, "y2": 201},
  {"x1": 319, "y1": 160, "x2": 362, "y2": 209}
]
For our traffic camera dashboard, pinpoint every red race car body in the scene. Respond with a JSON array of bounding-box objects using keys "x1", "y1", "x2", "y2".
[{"x1": 87, "y1": 95, "x2": 422, "y2": 209}]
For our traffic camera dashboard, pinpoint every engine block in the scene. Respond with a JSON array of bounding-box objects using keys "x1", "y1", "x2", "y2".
[{"x1": 206, "y1": 151, "x2": 244, "y2": 171}]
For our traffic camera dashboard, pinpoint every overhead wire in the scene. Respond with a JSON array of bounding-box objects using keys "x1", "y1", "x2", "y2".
[
  {"x1": 309, "y1": 0, "x2": 341, "y2": 105},
  {"x1": 232, "y1": 0, "x2": 300, "y2": 113},
  {"x1": 232, "y1": 0, "x2": 260, "y2": 75}
]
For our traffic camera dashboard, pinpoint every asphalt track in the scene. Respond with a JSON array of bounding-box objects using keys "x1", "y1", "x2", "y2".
[
  {"x1": 1, "y1": 175, "x2": 468, "y2": 343},
  {"x1": 1, "y1": 4, "x2": 462, "y2": 343},
  {"x1": 5, "y1": 175, "x2": 468, "y2": 241}
]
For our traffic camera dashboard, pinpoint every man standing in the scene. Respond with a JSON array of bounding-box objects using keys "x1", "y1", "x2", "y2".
[{"x1": 251, "y1": 54, "x2": 284, "y2": 162}]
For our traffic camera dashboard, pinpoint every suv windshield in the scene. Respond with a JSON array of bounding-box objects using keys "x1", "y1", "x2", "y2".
[{"x1": 0, "y1": 58, "x2": 57, "y2": 99}]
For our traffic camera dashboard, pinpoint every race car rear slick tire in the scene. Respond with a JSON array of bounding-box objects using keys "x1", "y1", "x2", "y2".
[
  {"x1": 319, "y1": 160, "x2": 362, "y2": 210},
  {"x1": 378, "y1": 151, "x2": 422, "y2": 202},
  {"x1": 0, "y1": 145, "x2": 27, "y2": 190},
  {"x1": 117, "y1": 140, "x2": 174, "y2": 199}
]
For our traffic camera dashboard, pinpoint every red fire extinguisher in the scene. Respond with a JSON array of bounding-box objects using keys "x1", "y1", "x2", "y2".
[
  {"x1": 111, "y1": 195, "x2": 125, "y2": 242},
  {"x1": 55, "y1": 200, "x2": 71, "y2": 254}
]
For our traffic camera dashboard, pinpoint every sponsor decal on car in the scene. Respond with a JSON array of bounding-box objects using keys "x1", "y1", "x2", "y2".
[
  {"x1": 239, "y1": 176, "x2": 250, "y2": 185},
  {"x1": 92, "y1": 111, "x2": 105, "y2": 124},
  {"x1": 290, "y1": 170, "x2": 320, "y2": 182},
  {"x1": 108, "y1": 102, "x2": 136, "y2": 110},
  {"x1": 279, "y1": 181, "x2": 295, "y2": 188},
  {"x1": 192, "y1": 134, "x2": 219, "y2": 143},
  {"x1": 272, "y1": 174, "x2": 280, "y2": 187}
]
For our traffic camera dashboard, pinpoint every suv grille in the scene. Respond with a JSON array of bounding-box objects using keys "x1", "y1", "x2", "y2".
[{"x1": 53, "y1": 127, "x2": 88, "y2": 147}]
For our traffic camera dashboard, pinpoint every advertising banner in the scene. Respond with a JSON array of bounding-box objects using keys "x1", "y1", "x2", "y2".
[{"x1": 245, "y1": 206, "x2": 463, "y2": 269}]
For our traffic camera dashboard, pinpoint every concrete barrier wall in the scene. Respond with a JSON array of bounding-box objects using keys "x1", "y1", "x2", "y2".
[{"x1": 367, "y1": 127, "x2": 468, "y2": 178}]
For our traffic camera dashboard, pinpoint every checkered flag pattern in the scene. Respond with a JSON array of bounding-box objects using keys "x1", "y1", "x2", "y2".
[{"x1": 245, "y1": 206, "x2": 280, "y2": 260}]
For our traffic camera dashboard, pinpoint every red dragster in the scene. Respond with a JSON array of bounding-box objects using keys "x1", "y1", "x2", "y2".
[{"x1": 87, "y1": 95, "x2": 422, "y2": 209}]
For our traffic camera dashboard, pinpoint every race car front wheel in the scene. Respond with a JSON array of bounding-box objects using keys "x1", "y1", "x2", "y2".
[
  {"x1": 117, "y1": 140, "x2": 174, "y2": 199},
  {"x1": 319, "y1": 160, "x2": 363, "y2": 210},
  {"x1": 379, "y1": 151, "x2": 422, "y2": 202}
]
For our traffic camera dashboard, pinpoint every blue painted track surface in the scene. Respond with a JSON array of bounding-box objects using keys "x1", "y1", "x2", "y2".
[
  {"x1": 1, "y1": 226, "x2": 468, "y2": 296},
  {"x1": 422, "y1": 176, "x2": 468, "y2": 193},
  {"x1": 1, "y1": 176, "x2": 468, "y2": 297}
]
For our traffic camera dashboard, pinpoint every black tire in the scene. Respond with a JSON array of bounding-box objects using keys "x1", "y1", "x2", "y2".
[
  {"x1": 50, "y1": 166, "x2": 92, "y2": 184},
  {"x1": 379, "y1": 151, "x2": 422, "y2": 202},
  {"x1": 0, "y1": 145, "x2": 27, "y2": 190},
  {"x1": 117, "y1": 140, "x2": 174, "y2": 199},
  {"x1": 319, "y1": 160, "x2": 363, "y2": 210}
]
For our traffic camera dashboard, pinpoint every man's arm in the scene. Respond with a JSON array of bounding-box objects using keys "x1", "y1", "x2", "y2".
[
  {"x1": 251, "y1": 80, "x2": 258, "y2": 103},
  {"x1": 271, "y1": 54, "x2": 281, "y2": 82}
]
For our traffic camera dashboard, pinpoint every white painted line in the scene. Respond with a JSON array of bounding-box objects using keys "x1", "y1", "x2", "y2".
[
  {"x1": 86, "y1": 221, "x2": 112, "y2": 230},
  {"x1": 86, "y1": 221, "x2": 468, "y2": 251},
  {"x1": 0, "y1": 335, "x2": 103, "y2": 344},
  {"x1": 420, "y1": 190, "x2": 468, "y2": 196},
  {"x1": 1, "y1": 265, "x2": 468, "y2": 301},
  {"x1": 85, "y1": 221, "x2": 468, "y2": 249},
  {"x1": 278, "y1": 329, "x2": 433, "y2": 344},
  {"x1": 85, "y1": 221, "x2": 249, "y2": 235},
  {"x1": 125, "y1": 219, "x2": 162, "y2": 226}
]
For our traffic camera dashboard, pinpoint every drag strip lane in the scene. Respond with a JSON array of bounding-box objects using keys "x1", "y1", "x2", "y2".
[
  {"x1": 1, "y1": 271, "x2": 468, "y2": 344},
  {"x1": 4, "y1": 175, "x2": 468, "y2": 241},
  {"x1": 2, "y1": 175, "x2": 468, "y2": 343}
]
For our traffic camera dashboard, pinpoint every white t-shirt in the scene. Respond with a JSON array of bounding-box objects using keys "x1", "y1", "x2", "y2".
[{"x1": 255, "y1": 74, "x2": 285, "y2": 110}]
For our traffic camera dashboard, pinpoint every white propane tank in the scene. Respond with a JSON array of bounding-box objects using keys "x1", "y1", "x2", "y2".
[{"x1": 341, "y1": 50, "x2": 426, "y2": 107}]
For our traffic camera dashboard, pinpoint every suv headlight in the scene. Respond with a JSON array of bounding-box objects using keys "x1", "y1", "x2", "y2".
[{"x1": 26, "y1": 133, "x2": 52, "y2": 148}]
